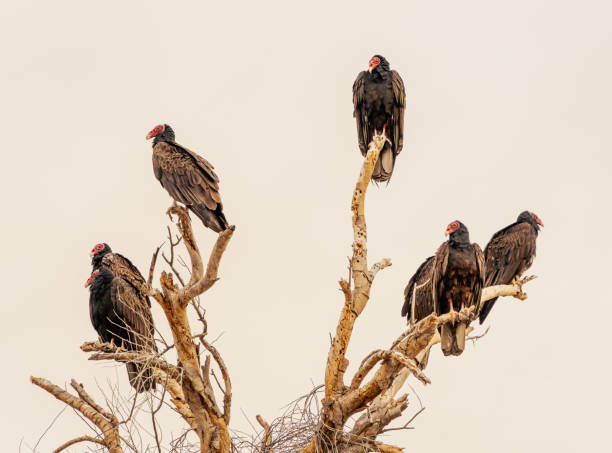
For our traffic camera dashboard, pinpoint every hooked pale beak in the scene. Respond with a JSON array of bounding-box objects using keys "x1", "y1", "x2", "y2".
[
  {"x1": 84, "y1": 280, "x2": 91, "y2": 288},
  {"x1": 537, "y1": 219, "x2": 544, "y2": 227},
  {"x1": 89, "y1": 251, "x2": 95, "y2": 257},
  {"x1": 146, "y1": 131, "x2": 155, "y2": 140},
  {"x1": 445, "y1": 229, "x2": 450, "y2": 236}
]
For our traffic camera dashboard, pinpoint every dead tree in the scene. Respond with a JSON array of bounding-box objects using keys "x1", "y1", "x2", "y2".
[
  {"x1": 296, "y1": 133, "x2": 535, "y2": 453},
  {"x1": 31, "y1": 135, "x2": 534, "y2": 453}
]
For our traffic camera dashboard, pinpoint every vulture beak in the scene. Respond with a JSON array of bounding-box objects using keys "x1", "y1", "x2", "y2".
[
  {"x1": 445, "y1": 229, "x2": 450, "y2": 236},
  {"x1": 145, "y1": 131, "x2": 155, "y2": 140},
  {"x1": 84, "y1": 280, "x2": 91, "y2": 288},
  {"x1": 537, "y1": 219, "x2": 544, "y2": 227},
  {"x1": 89, "y1": 251, "x2": 94, "y2": 257}
]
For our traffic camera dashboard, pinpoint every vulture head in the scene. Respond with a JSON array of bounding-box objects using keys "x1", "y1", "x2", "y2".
[
  {"x1": 146, "y1": 124, "x2": 175, "y2": 144},
  {"x1": 518, "y1": 211, "x2": 544, "y2": 233},
  {"x1": 445, "y1": 220, "x2": 470, "y2": 244},
  {"x1": 85, "y1": 268, "x2": 114, "y2": 291},
  {"x1": 368, "y1": 55, "x2": 390, "y2": 74},
  {"x1": 90, "y1": 243, "x2": 111, "y2": 267},
  {"x1": 85, "y1": 269, "x2": 100, "y2": 288}
]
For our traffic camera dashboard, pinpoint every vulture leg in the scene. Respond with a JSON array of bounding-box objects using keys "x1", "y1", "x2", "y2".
[{"x1": 448, "y1": 298, "x2": 456, "y2": 320}]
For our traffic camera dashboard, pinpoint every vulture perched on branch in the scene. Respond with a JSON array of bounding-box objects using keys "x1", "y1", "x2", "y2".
[
  {"x1": 402, "y1": 221, "x2": 485, "y2": 357},
  {"x1": 479, "y1": 211, "x2": 543, "y2": 324},
  {"x1": 146, "y1": 124, "x2": 229, "y2": 233},
  {"x1": 353, "y1": 55, "x2": 406, "y2": 183},
  {"x1": 88, "y1": 243, "x2": 157, "y2": 392}
]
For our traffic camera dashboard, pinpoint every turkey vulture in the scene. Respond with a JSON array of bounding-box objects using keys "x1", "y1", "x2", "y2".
[
  {"x1": 478, "y1": 211, "x2": 543, "y2": 324},
  {"x1": 402, "y1": 221, "x2": 485, "y2": 356},
  {"x1": 146, "y1": 124, "x2": 229, "y2": 233},
  {"x1": 85, "y1": 267, "x2": 157, "y2": 392},
  {"x1": 352, "y1": 55, "x2": 406, "y2": 182}
]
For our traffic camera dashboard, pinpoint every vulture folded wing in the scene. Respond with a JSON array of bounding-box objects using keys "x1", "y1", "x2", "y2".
[
  {"x1": 432, "y1": 242, "x2": 450, "y2": 316},
  {"x1": 472, "y1": 243, "x2": 486, "y2": 313},
  {"x1": 102, "y1": 253, "x2": 149, "y2": 305},
  {"x1": 391, "y1": 70, "x2": 406, "y2": 155},
  {"x1": 110, "y1": 278, "x2": 156, "y2": 352},
  {"x1": 352, "y1": 71, "x2": 369, "y2": 156},
  {"x1": 402, "y1": 256, "x2": 435, "y2": 323},
  {"x1": 152, "y1": 142, "x2": 222, "y2": 212}
]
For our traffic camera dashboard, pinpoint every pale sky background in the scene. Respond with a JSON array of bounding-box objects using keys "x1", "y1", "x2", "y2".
[{"x1": 1, "y1": 0, "x2": 611, "y2": 451}]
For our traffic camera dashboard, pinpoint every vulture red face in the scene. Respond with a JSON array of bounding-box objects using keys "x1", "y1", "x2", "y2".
[
  {"x1": 530, "y1": 212, "x2": 544, "y2": 227},
  {"x1": 90, "y1": 243, "x2": 106, "y2": 257},
  {"x1": 368, "y1": 56, "x2": 381, "y2": 72},
  {"x1": 85, "y1": 270, "x2": 100, "y2": 288},
  {"x1": 445, "y1": 221, "x2": 460, "y2": 236},
  {"x1": 146, "y1": 124, "x2": 165, "y2": 140}
]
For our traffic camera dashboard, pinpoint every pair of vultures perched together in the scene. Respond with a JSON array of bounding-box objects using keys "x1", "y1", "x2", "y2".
[{"x1": 85, "y1": 54, "x2": 542, "y2": 392}]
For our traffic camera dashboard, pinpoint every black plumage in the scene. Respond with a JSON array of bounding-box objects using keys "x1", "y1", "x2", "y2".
[
  {"x1": 146, "y1": 124, "x2": 229, "y2": 233},
  {"x1": 479, "y1": 211, "x2": 543, "y2": 324},
  {"x1": 353, "y1": 55, "x2": 406, "y2": 182},
  {"x1": 402, "y1": 221, "x2": 485, "y2": 357},
  {"x1": 88, "y1": 244, "x2": 157, "y2": 392}
]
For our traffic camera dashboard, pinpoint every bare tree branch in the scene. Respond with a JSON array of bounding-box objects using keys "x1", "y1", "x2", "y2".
[
  {"x1": 52, "y1": 435, "x2": 106, "y2": 453},
  {"x1": 31, "y1": 376, "x2": 122, "y2": 453}
]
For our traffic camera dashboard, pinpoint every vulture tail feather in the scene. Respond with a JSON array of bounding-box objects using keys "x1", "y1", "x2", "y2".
[
  {"x1": 453, "y1": 323, "x2": 466, "y2": 356},
  {"x1": 126, "y1": 362, "x2": 156, "y2": 393},
  {"x1": 371, "y1": 144, "x2": 396, "y2": 183},
  {"x1": 190, "y1": 204, "x2": 228, "y2": 233},
  {"x1": 440, "y1": 323, "x2": 454, "y2": 357},
  {"x1": 478, "y1": 298, "x2": 498, "y2": 324}
]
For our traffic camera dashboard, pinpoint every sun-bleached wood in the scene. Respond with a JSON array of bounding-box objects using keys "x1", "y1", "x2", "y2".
[{"x1": 30, "y1": 377, "x2": 122, "y2": 453}]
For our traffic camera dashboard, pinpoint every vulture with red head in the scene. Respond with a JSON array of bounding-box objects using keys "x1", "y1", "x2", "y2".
[
  {"x1": 478, "y1": 211, "x2": 543, "y2": 324},
  {"x1": 146, "y1": 124, "x2": 229, "y2": 233},
  {"x1": 353, "y1": 55, "x2": 406, "y2": 182},
  {"x1": 88, "y1": 243, "x2": 157, "y2": 392},
  {"x1": 402, "y1": 221, "x2": 485, "y2": 357},
  {"x1": 86, "y1": 267, "x2": 157, "y2": 392}
]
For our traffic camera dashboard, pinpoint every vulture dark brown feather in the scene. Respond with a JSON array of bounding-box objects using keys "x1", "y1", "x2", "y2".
[
  {"x1": 479, "y1": 211, "x2": 542, "y2": 324},
  {"x1": 353, "y1": 55, "x2": 406, "y2": 183},
  {"x1": 402, "y1": 221, "x2": 485, "y2": 357},
  {"x1": 146, "y1": 124, "x2": 229, "y2": 233},
  {"x1": 88, "y1": 244, "x2": 157, "y2": 392}
]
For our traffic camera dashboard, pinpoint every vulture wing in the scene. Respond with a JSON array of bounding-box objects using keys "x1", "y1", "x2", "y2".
[
  {"x1": 471, "y1": 243, "x2": 486, "y2": 314},
  {"x1": 479, "y1": 222, "x2": 537, "y2": 323},
  {"x1": 110, "y1": 277, "x2": 156, "y2": 352},
  {"x1": 110, "y1": 276, "x2": 157, "y2": 392},
  {"x1": 401, "y1": 256, "x2": 435, "y2": 323},
  {"x1": 152, "y1": 141, "x2": 228, "y2": 232},
  {"x1": 102, "y1": 253, "x2": 149, "y2": 305},
  {"x1": 431, "y1": 242, "x2": 450, "y2": 316},
  {"x1": 352, "y1": 71, "x2": 369, "y2": 156},
  {"x1": 390, "y1": 70, "x2": 406, "y2": 157}
]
